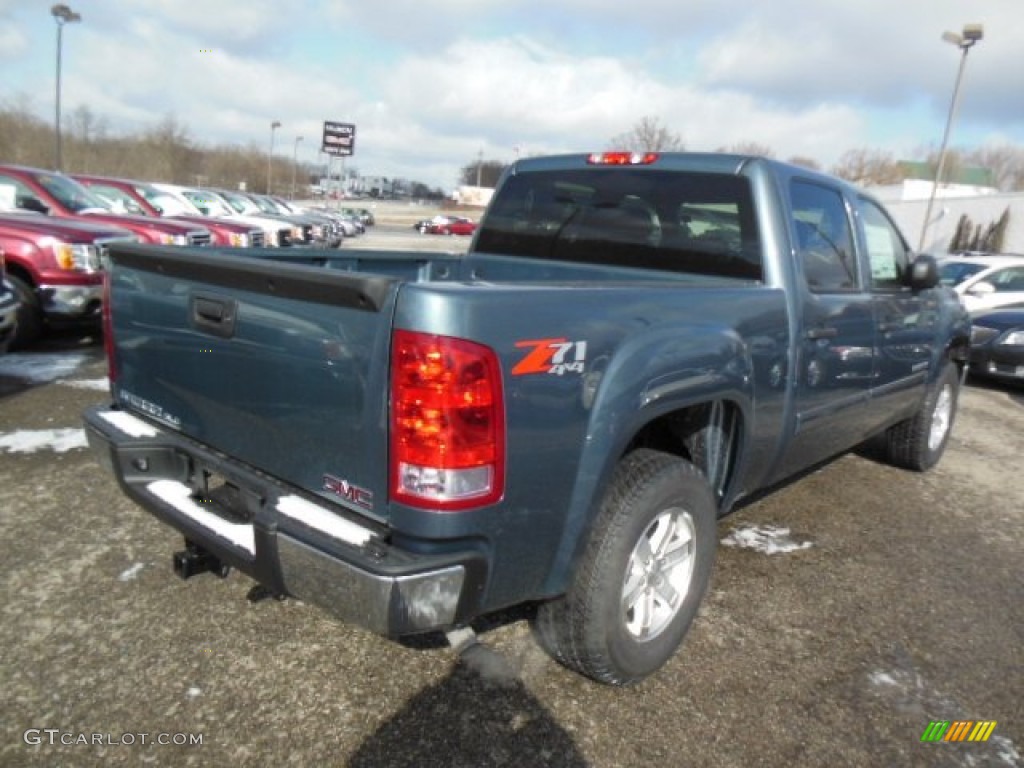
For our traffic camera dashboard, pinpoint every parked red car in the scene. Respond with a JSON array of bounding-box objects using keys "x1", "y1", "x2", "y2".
[
  {"x1": 0, "y1": 212, "x2": 135, "y2": 347},
  {"x1": 72, "y1": 174, "x2": 265, "y2": 248},
  {"x1": 423, "y1": 216, "x2": 477, "y2": 236}
]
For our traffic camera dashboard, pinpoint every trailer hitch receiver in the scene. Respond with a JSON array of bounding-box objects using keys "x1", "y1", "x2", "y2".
[{"x1": 173, "y1": 540, "x2": 231, "y2": 580}]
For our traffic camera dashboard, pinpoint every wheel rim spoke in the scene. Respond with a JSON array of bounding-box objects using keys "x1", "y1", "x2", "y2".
[
  {"x1": 653, "y1": 579, "x2": 680, "y2": 610},
  {"x1": 659, "y1": 536, "x2": 694, "y2": 572}
]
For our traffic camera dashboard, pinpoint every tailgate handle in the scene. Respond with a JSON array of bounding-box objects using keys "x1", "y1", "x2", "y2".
[{"x1": 191, "y1": 294, "x2": 237, "y2": 338}]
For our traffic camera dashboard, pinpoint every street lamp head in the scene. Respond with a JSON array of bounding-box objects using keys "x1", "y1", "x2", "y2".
[
  {"x1": 941, "y1": 23, "x2": 983, "y2": 49},
  {"x1": 271, "y1": 120, "x2": 281, "y2": 130},
  {"x1": 962, "y1": 24, "x2": 983, "y2": 42},
  {"x1": 51, "y1": 4, "x2": 81, "y2": 24}
]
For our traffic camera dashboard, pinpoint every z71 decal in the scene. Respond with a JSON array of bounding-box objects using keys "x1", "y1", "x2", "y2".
[{"x1": 512, "y1": 338, "x2": 588, "y2": 376}]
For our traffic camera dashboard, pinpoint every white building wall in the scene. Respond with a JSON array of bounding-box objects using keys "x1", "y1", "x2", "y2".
[{"x1": 878, "y1": 192, "x2": 1024, "y2": 256}]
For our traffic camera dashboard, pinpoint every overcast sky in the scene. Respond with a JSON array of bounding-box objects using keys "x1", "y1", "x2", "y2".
[{"x1": 2, "y1": 0, "x2": 1023, "y2": 189}]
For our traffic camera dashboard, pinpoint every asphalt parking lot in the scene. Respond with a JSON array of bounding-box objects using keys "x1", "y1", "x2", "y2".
[{"x1": 0, "y1": 233, "x2": 1021, "y2": 767}]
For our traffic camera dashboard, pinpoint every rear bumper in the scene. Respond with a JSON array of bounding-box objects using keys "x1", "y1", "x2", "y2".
[{"x1": 83, "y1": 403, "x2": 487, "y2": 637}]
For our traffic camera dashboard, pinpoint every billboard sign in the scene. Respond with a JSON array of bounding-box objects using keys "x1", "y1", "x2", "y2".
[{"x1": 323, "y1": 121, "x2": 356, "y2": 156}]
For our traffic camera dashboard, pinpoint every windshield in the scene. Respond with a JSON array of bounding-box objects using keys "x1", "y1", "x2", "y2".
[
  {"x1": 250, "y1": 195, "x2": 282, "y2": 215},
  {"x1": 88, "y1": 184, "x2": 147, "y2": 215},
  {"x1": 32, "y1": 172, "x2": 110, "y2": 213},
  {"x1": 220, "y1": 191, "x2": 256, "y2": 215},
  {"x1": 475, "y1": 169, "x2": 763, "y2": 280},
  {"x1": 939, "y1": 261, "x2": 986, "y2": 286},
  {"x1": 135, "y1": 185, "x2": 194, "y2": 216},
  {"x1": 181, "y1": 189, "x2": 228, "y2": 216}
]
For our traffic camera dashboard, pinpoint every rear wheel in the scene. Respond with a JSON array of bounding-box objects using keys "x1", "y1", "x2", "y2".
[
  {"x1": 881, "y1": 361, "x2": 959, "y2": 471},
  {"x1": 532, "y1": 449, "x2": 717, "y2": 685},
  {"x1": 8, "y1": 274, "x2": 43, "y2": 349}
]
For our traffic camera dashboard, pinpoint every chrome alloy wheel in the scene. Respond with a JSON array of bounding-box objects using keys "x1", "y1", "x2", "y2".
[
  {"x1": 621, "y1": 508, "x2": 697, "y2": 641},
  {"x1": 928, "y1": 383, "x2": 954, "y2": 454}
]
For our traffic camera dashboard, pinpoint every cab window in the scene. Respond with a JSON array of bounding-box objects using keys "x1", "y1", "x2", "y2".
[
  {"x1": 859, "y1": 198, "x2": 912, "y2": 290},
  {"x1": 789, "y1": 180, "x2": 857, "y2": 292}
]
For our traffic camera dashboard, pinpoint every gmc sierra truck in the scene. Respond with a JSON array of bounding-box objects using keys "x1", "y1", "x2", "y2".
[{"x1": 84, "y1": 153, "x2": 970, "y2": 685}]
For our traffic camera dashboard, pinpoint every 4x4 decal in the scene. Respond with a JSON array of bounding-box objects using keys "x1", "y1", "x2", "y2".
[{"x1": 512, "y1": 338, "x2": 587, "y2": 376}]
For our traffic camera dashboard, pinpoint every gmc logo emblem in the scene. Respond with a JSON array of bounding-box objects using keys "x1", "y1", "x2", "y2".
[{"x1": 322, "y1": 474, "x2": 374, "y2": 510}]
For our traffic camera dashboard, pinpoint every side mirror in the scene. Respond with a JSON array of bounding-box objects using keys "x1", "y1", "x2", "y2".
[
  {"x1": 908, "y1": 253, "x2": 939, "y2": 291},
  {"x1": 17, "y1": 195, "x2": 50, "y2": 215},
  {"x1": 967, "y1": 280, "x2": 996, "y2": 297}
]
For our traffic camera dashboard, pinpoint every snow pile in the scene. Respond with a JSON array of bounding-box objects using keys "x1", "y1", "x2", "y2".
[
  {"x1": 0, "y1": 428, "x2": 89, "y2": 453},
  {"x1": 58, "y1": 377, "x2": 110, "y2": 391},
  {"x1": 118, "y1": 563, "x2": 146, "y2": 582},
  {"x1": 0, "y1": 352, "x2": 89, "y2": 383},
  {"x1": 721, "y1": 524, "x2": 812, "y2": 554}
]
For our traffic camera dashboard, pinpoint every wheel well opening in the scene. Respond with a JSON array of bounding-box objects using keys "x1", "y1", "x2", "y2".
[{"x1": 624, "y1": 400, "x2": 742, "y2": 504}]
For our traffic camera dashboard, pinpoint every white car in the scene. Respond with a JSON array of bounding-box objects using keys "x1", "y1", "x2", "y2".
[{"x1": 939, "y1": 254, "x2": 1024, "y2": 314}]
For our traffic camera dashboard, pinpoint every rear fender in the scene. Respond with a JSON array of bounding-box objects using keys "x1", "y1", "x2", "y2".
[{"x1": 540, "y1": 325, "x2": 754, "y2": 596}]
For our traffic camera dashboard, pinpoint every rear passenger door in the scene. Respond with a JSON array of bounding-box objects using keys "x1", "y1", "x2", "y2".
[{"x1": 858, "y1": 197, "x2": 939, "y2": 428}]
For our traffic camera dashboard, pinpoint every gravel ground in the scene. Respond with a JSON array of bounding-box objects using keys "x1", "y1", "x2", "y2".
[{"x1": 0, "y1": 250, "x2": 1020, "y2": 767}]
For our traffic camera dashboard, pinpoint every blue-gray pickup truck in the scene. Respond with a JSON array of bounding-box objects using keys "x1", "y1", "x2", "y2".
[{"x1": 84, "y1": 152, "x2": 970, "y2": 685}]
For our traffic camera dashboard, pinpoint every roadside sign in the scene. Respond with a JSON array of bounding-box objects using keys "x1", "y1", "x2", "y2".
[{"x1": 323, "y1": 121, "x2": 356, "y2": 157}]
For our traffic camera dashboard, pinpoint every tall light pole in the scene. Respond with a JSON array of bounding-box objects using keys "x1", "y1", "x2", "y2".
[
  {"x1": 918, "y1": 24, "x2": 983, "y2": 252},
  {"x1": 267, "y1": 120, "x2": 281, "y2": 194},
  {"x1": 51, "y1": 4, "x2": 82, "y2": 172},
  {"x1": 291, "y1": 135, "x2": 303, "y2": 199}
]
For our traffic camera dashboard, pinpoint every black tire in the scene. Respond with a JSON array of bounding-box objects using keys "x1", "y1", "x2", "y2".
[
  {"x1": 881, "y1": 361, "x2": 959, "y2": 471},
  {"x1": 532, "y1": 449, "x2": 717, "y2": 685},
  {"x1": 7, "y1": 274, "x2": 43, "y2": 349}
]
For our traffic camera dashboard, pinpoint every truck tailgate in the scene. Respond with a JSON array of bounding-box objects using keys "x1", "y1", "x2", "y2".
[{"x1": 105, "y1": 244, "x2": 402, "y2": 522}]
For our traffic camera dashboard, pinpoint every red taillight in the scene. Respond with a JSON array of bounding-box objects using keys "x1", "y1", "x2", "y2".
[
  {"x1": 587, "y1": 151, "x2": 659, "y2": 166},
  {"x1": 101, "y1": 271, "x2": 118, "y2": 383},
  {"x1": 390, "y1": 330, "x2": 505, "y2": 511}
]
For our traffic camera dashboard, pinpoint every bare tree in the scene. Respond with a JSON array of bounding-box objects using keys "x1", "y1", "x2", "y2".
[
  {"x1": 787, "y1": 155, "x2": 821, "y2": 171},
  {"x1": 608, "y1": 116, "x2": 684, "y2": 153},
  {"x1": 964, "y1": 145, "x2": 1024, "y2": 192},
  {"x1": 718, "y1": 142, "x2": 775, "y2": 158},
  {"x1": 831, "y1": 148, "x2": 904, "y2": 186},
  {"x1": 458, "y1": 159, "x2": 507, "y2": 188}
]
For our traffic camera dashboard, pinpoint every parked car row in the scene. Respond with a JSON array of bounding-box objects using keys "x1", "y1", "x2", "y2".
[{"x1": 0, "y1": 163, "x2": 374, "y2": 351}]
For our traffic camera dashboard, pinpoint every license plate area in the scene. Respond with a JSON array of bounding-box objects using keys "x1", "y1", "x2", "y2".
[{"x1": 191, "y1": 467, "x2": 261, "y2": 524}]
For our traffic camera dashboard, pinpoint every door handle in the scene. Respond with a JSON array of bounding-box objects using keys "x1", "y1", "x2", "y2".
[
  {"x1": 806, "y1": 326, "x2": 838, "y2": 340},
  {"x1": 191, "y1": 294, "x2": 237, "y2": 338}
]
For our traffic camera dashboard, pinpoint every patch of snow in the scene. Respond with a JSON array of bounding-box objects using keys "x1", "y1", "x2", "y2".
[
  {"x1": 0, "y1": 428, "x2": 88, "y2": 453},
  {"x1": 118, "y1": 563, "x2": 145, "y2": 582},
  {"x1": 98, "y1": 410, "x2": 158, "y2": 438},
  {"x1": 147, "y1": 479, "x2": 255, "y2": 554},
  {"x1": 721, "y1": 524, "x2": 812, "y2": 554},
  {"x1": 0, "y1": 352, "x2": 89, "y2": 383},
  {"x1": 58, "y1": 377, "x2": 110, "y2": 391}
]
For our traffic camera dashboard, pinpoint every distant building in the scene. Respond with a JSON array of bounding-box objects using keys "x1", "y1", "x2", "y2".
[{"x1": 869, "y1": 161, "x2": 1021, "y2": 255}]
